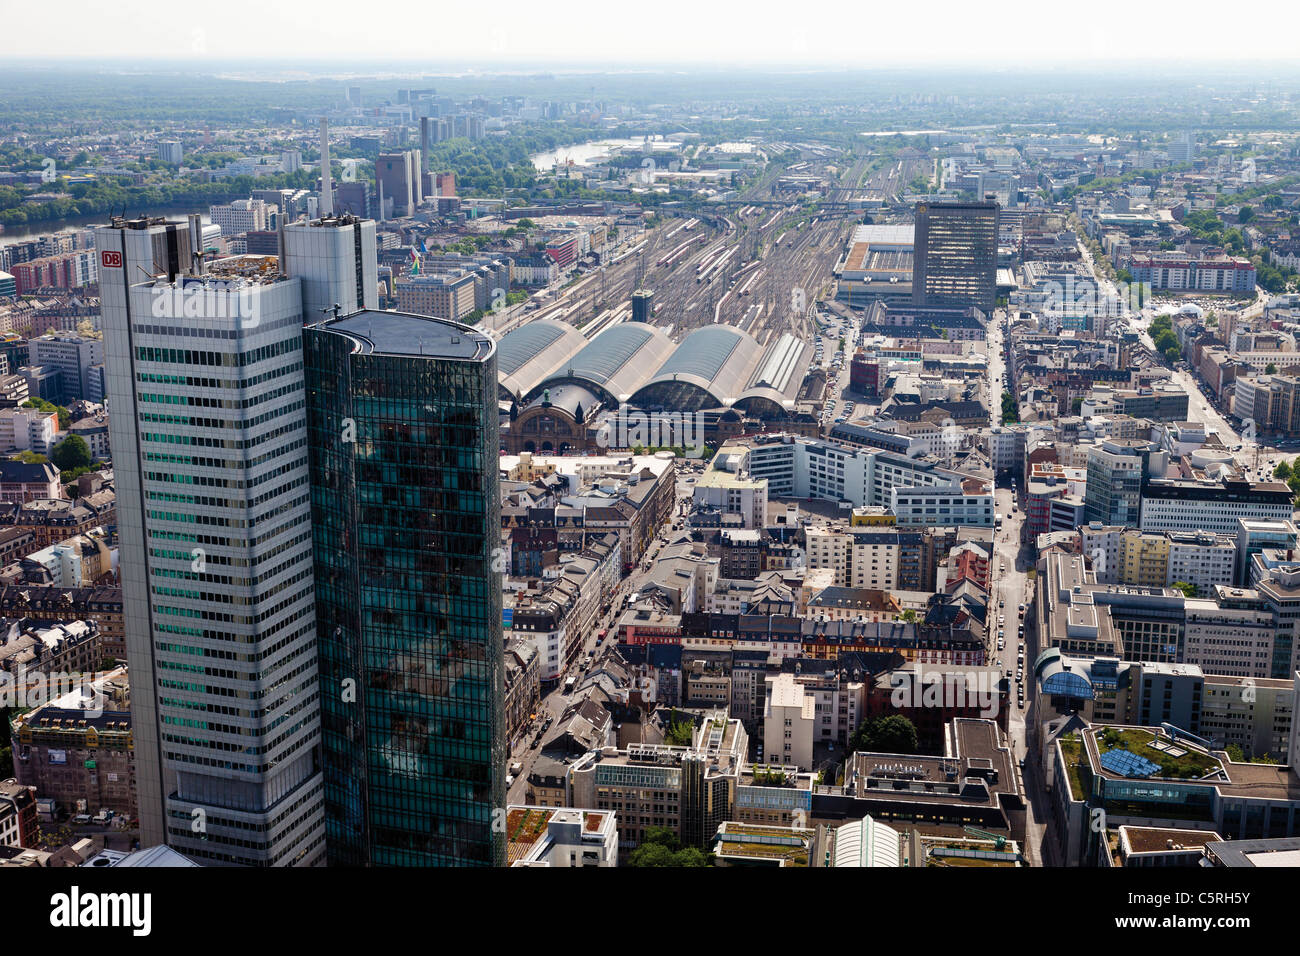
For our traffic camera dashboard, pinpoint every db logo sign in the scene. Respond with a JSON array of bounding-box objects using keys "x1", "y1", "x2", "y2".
[{"x1": 100, "y1": 250, "x2": 123, "y2": 268}]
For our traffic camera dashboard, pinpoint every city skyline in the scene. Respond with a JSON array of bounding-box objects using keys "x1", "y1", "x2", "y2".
[{"x1": 2, "y1": 11, "x2": 1299, "y2": 911}]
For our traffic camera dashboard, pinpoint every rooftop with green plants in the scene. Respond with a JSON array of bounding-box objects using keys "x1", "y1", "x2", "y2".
[
  {"x1": 1093, "y1": 727, "x2": 1222, "y2": 780},
  {"x1": 1058, "y1": 733, "x2": 1089, "y2": 801}
]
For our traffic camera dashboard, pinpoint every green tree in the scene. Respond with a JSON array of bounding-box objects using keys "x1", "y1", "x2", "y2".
[
  {"x1": 626, "y1": 826, "x2": 708, "y2": 866},
  {"x1": 1000, "y1": 391, "x2": 1019, "y2": 425},
  {"x1": 50, "y1": 434, "x2": 92, "y2": 472},
  {"x1": 641, "y1": 826, "x2": 679, "y2": 851},
  {"x1": 11, "y1": 450, "x2": 47, "y2": 464},
  {"x1": 1275, "y1": 461, "x2": 1292, "y2": 481},
  {"x1": 1266, "y1": 363, "x2": 1278, "y2": 375},
  {"x1": 665, "y1": 718, "x2": 694, "y2": 746},
  {"x1": 849, "y1": 715, "x2": 919, "y2": 755},
  {"x1": 627, "y1": 842, "x2": 676, "y2": 866},
  {"x1": 672, "y1": 846, "x2": 708, "y2": 866},
  {"x1": 20, "y1": 397, "x2": 71, "y2": 430},
  {"x1": 1171, "y1": 581, "x2": 1198, "y2": 599}
]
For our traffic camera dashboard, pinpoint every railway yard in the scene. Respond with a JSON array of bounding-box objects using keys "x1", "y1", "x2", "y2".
[{"x1": 489, "y1": 147, "x2": 930, "y2": 415}]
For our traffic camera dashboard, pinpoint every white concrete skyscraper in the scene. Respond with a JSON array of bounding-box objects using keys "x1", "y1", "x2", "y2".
[
  {"x1": 281, "y1": 213, "x2": 379, "y2": 323},
  {"x1": 99, "y1": 218, "x2": 326, "y2": 865}
]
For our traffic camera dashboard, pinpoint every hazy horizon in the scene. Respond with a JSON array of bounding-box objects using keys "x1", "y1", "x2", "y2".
[{"x1": 5, "y1": 0, "x2": 1300, "y2": 71}]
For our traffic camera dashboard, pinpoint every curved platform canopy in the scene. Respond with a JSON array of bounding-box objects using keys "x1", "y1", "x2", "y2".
[
  {"x1": 629, "y1": 325, "x2": 764, "y2": 412},
  {"x1": 533, "y1": 322, "x2": 676, "y2": 406},
  {"x1": 496, "y1": 319, "x2": 588, "y2": 402},
  {"x1": 733, "y1": 332, "x2": 814, "y2": 418}
]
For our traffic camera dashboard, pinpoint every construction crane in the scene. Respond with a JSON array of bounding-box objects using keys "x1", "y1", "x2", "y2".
[{"x1": 963, "y1": 826, "x2": 1007, "y2": 851}]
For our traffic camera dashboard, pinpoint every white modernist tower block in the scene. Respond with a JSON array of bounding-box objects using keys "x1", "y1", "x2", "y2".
[
  {"x1": 99, "y1": 219, "x2": 325, "y2": 866},
  {"x1": 281, "y1": 215, "x2": 378, "y2": 323}
]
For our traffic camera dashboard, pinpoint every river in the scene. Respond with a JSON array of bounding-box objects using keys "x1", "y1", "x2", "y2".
[
  {"x1": 1, "y1": 207, "x2": 213, "y2": 244},
  {"x1": 530, "y1": 135, "x2": 679, "y2": 172}
]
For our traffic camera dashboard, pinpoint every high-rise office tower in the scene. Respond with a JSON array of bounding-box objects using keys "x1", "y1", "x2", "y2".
[
  {"x1": 303, "y1": 308, "x2": 504, "y2": 866},
  {"x1": 912, "y1": 200, "x2": 999, "y2": 312},
  {"x1": 26, "y1": 332, "x2": 104, "y2": 403},
  {"x1": 333, "y1": 181, "x2": 373, "y2": 219},
  {"x1": 99, "y1": 239, "x2": 326, "y2": 864},
  {"x1": 96, "y1": 217, "x2": 199, "y2": 309},
  {"x1": 631, "y1": 289, "x2": 653, "y2": 323},
  {"x1": 375, "y1": 151, "x2": 422, "y2": 217},
  {"x1": 281, "y1": 214, "x2": 379, "y2": 323},
  {"x1": 96, "y1": 217, "x2": 199, "y2": 855},
  {"x1": 1083, "y1": 438, "x2": 1165, "y2": 529},
  {"x1": 419, "y1": 117, "x2": 433, "y2": 174}
]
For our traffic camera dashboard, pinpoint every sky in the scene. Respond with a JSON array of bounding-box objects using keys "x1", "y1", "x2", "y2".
[{"x1": 5, "y1": 0, "x2": 1299, "y2": 69}]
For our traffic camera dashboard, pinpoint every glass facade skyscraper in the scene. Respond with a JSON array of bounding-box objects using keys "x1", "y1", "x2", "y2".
[{"x1": 304, "y1": 309, "x2": 505, "y2": 866}]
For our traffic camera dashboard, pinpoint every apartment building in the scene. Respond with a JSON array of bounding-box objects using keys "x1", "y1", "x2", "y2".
[
  {"x1": 26, "y1": 333, "x2": 103, "y2": 403},
  {"x1": 804, "y1": 529, "x2": 900, "y2": 590},
  {"x1": 728, "y1": 433, "x2": 987, "y2": 521},
  {"x1": 568, "y1": 715, "x2": 748, "y2": 849},
  {"x1": 1165, "y1": 531, "x2": 1237, "y2": 594},
  {"x1": 764, "y1": 673, "x2": 817, "y2": 770},
  {"x1": 1200, "y1": 675, "x2": 1294, "y2": 761},
  {"x1": 208, "y1": 198, "x2": 273, "y2": 236},
  {"x1": 0, "y1": 407, "x2": 57, "y2": 456},
  {"x1": 394, "y1": 270, "x2": 478, "y2": 321},
  {"x1": 9, "y1": 668, "x2": 135, "y2": 816},
  {"x1": 1128, "y1": 256, "x2": 1256, "y2": 293},
  {"x1": 1118, "y1": 529, "x2": 1170, "y2": 589},
  {"x1": 1181, "y1": 600, "x2": 1274, "y2": 680}
]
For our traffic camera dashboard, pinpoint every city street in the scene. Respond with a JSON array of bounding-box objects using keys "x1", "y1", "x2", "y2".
[
  {"x1": 987, "y1": 311, "x2": 1049, "y2": 865},
  {"x1": 1128, "y1": 311, "x2": 1300, "y2": 479},
  {"x1": 506, "y1": 459, "x2": 698, "y2": 804},
  {"x1": 1129, "y1": 311, "x2": 1240, "y2": 444},
  {"x1": 989, "y1": 486, "x2": 1047, "y2": 864}
]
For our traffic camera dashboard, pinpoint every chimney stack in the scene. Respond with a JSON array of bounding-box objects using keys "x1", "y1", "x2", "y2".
[
  {"x1": 188, "y1": 214, "x2": 205, "y2": 275},
  {"x1": 319, "y1": 117, "x2": 334, "y2": 218}
]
